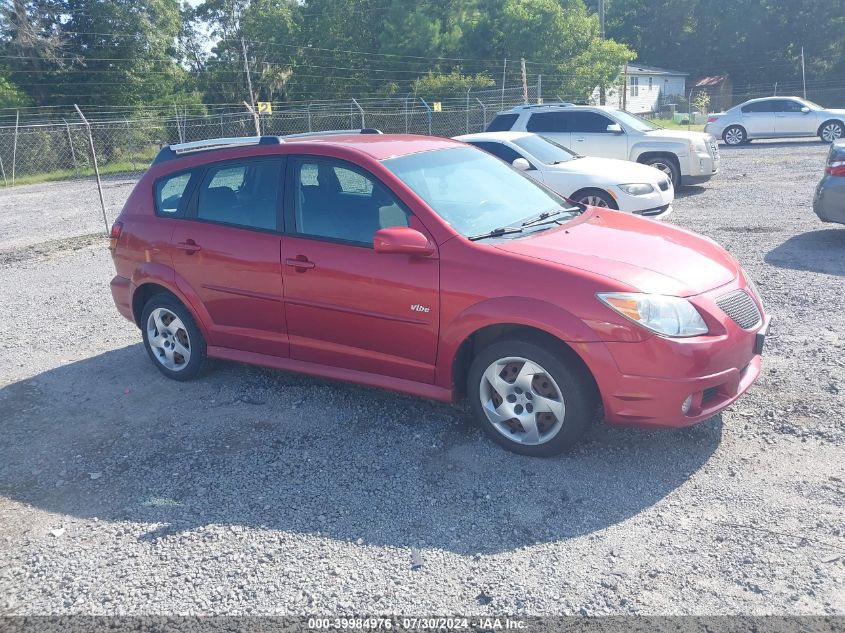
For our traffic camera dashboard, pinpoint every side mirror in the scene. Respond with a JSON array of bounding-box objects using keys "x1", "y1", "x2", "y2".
[
  {"x1": 801, "y1": 106, "x2": 810, "y2": 114},
  {"x1": 607, "y1": 123, "x2": 624, "y2": 134},
  {"x1": 512, "y1": 157, "x2": 532, "y2": 171},
  {"x1": 373, "y1": 227, "x2": 434, "y2": 256}
]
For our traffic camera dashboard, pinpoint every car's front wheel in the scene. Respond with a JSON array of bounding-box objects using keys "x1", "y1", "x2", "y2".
[
  {"x1": 819, "y1": 120, "x2": 844, "y2": 143},
  {"x1": 141, "y1": 293, "x2": 207, "y2": 380},
  {"x1": 571, "y1": 188, "x2": 618, "y2": 210},
  {"x1": 467, "y1": 338, "x2": 598, "y2": 456},
  {"x1": 723, "y1": 125, "x2": 747, "y2": 146},
  {"x1": 641, "y1": 156, "x2": 681, "y2": 187}
]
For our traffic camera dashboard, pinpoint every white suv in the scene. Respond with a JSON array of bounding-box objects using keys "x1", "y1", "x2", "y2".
[{"x1": 487, "y1": 103, "x2": 720, "y2": 187}]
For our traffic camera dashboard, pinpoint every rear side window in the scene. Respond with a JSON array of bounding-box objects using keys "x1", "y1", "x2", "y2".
[
  {"x1": 742, "y1": 100, "x2": 775, "y2": 113},
  {"x1": 195, "y1": 160, "x2": 282, "y2": 231},
  {"x1": 526, "y1": 111, "x2": 569, "y2": 133},
  {"x1": 486, "y1": 113, "x2": 519, "y2": 132},
  {"x1": 155, "y1": 172, "x2": 192, "y2": 216}
]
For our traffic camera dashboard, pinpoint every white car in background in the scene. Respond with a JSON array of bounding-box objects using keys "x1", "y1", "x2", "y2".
[
  {"x1": 705, "y1": 96, "x2": 845, "y2": 145},
  {"x1": 454, "y1": 131, "x2": 674, "y2": 218}
]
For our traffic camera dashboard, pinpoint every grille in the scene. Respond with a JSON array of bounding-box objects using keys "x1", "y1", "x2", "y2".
[
  {"x1": 635, "y1": 204, "x2": 669, "y2": 217},
  {"x1": 702, "y1": 386, "x2": 720, "y2": 403},
  {"x1": 658, "y1": 179, "x2": 670, "y2": 191},
  {"x1": 716, "y1": 289, "x2": 761, "y2": 329}
]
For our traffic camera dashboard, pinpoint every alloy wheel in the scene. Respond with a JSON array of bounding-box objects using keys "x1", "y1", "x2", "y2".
[
  {"x1": 724, "y1": 128, "x2": 744, "y2": 145},
  {"x1": 579, "y1": 195, "x2": 611, "y2": 208},
  {"x1": 146, "y1": 307, "x2": 192, "y2": 371},
  {"x1": 479, "y1": 356, "x2": 566, "y2": 446},
  {"x1": 650, "y1": 161, "x2": 675, "y2": 181},
  {"x1": 821, "y1": 123, "x2": 843, "y2": 142}
]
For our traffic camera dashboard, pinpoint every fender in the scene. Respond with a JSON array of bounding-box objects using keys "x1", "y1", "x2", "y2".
[
  {"x1": 629, "y1": 139, "x2": 688, "y2": 163},
  {"x1": 130, "y1": 262, "x2": 213, "y2": 339},
  {"x1": 435, "y1": 295, "x2": 610, "y2": 389}
]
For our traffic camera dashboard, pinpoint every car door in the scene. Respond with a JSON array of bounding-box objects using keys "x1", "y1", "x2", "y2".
[
  {"x1": 773, "y1": 99, "x2": 816, "y2": 136},
  {"x1": 526, "y1": 111, "x2": 571, "y2": 148},
  {"x1": 566, "y1": 111, "x2": 627, "y2": 159},
  {"x1": 741, "y1": 100, "x2": 776, "y2": 137},
  {"x1": 469, "y1": 140, "x2": 545, "y2": 183},
  {"x1": 281, "y1": 156, "x2": 440, "y2": 383},
  {"x1": 168, "y1": 158, "x2": 288, "y2": 357}
]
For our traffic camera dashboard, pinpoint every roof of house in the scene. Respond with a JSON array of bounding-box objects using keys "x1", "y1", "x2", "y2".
[
  {"x1": 626, "y1": 63, "x2": 688, "y2": 77},
  {"x1": 694, "y1": 75, "x2": 730, "y2": 87}
]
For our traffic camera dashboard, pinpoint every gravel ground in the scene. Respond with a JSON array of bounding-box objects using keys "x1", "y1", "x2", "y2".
[{"x1": 0, "y1": 140, "x2": 843, "y2": 617}]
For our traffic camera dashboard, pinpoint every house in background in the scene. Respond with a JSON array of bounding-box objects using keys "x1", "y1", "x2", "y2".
[
  {"x1": 592, "y1": 64, "x2": 688, "y2": 114},
  {"x1": 692, "y1": 76, "x2": 733, "y2": 112}
]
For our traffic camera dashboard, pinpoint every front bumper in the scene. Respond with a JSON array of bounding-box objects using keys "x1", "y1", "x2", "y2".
[
  {"x1": 575, "y1": 283, "x2": 767, "y2": 428},
  {"x1": 633, "y1": 203, "x2": 673, "y2": 219},
  {"x1": 611, "y1": 183, "x2": 674, "y2": 218}
]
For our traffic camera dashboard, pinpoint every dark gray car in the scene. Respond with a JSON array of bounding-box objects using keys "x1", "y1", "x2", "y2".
[{"x1": 814, "y1": 140, "x2": 845, "y2": 224}]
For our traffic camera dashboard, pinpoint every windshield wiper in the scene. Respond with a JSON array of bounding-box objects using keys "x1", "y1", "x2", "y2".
[
  {"x1": 468, "y1": 226, "x2": 524, "y2": 241},
  {"x1": 521, "y1": 206, "x2": 575, "y2": 227}
]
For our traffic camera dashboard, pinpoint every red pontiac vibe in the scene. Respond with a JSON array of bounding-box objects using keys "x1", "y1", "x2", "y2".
[{"x1": 109, "y1": 132, "x2": 769, "y2": 456}]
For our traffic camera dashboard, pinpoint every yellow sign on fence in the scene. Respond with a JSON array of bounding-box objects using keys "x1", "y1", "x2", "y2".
[
  {"x1": 432, "y1": 102, "x2": 442, "y2": 112},
  {"x1": 257, "y1": 102, "x2": 272, "y2": 114}
]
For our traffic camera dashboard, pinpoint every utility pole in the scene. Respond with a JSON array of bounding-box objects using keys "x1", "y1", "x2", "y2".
[
  {"x1": 621, "y1": 63, "x2": 628, "y2": 110},
  {"x1": 241, "y1": 35, "x2": 256, "y2": 109},
  {"x1": 501, "y1": 58, "x2": 507, "y2": 110},
  {"x1": 598, "y1": 0, "x2": 606, "y2": 105},
  {"x1": 521, "y1": 58, "x2": 528, "y2": 104},
  {"x1": 801, "y1": 46, "x2": 806, "y2": 99}
]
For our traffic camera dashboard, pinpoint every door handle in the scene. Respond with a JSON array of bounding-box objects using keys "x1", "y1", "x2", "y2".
[
  {"x1": 176, "y1": 240, "x2": 201, "y2": 254},
  {"x1": 285, "y1": 257, "x2": 315, "y2": 271}
]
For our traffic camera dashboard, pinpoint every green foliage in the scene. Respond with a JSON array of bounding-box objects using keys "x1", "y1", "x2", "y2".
[
  {"x1": 411, "y1": 70, "x2": 495, "y2": 100},
  {"x1": 692, "y1": 90, "x2": 710, "y2": 114},
  {"x1": 0, "y1": 74, "x2": 30, "y2": 108}
]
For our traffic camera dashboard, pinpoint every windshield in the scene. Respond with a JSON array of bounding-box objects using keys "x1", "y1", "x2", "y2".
[
  {"x1": 512, "y1": 135, "x2": 579, "y2": 164},
  {"x1": 611, "y1": 110, "x2": 661, "y2": 132},
  {"x1": 383, "y1": 147, "x2": 573, "y2": 238}
]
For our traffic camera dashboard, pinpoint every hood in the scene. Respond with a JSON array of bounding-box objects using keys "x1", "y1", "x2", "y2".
[
  {"x1": 495, "y1": 209, "x2": 738, "y2": 296},
  {"x1": 822, "y1": 108, "x2": 845, "y2": 117},
  {"x1": 643, "y1": 128, "x2": 713, "y2": 142},
  {"x1": 549, "y1": 156, "x2": 668, "y2": 184}
]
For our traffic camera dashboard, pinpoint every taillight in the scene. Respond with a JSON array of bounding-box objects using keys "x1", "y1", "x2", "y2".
[
  {"x1": 707, "y1": 116, "x2": 718, "y2": 123},
  {"x1": 109, "y1": 221, "x2": 123, "y2": 249},
  {"x1": 826, "y1": 160, "x2": 845, "y2": 177}
]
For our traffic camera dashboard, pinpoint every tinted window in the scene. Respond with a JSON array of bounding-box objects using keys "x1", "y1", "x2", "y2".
[
  {"x1": 775, "y1": 99, "x2": 805, "y2": 113},
  {"x1": 512, "y1": 135, "x2": 577, "y2": 164},
  {"x1": 470, "y1": 141, "x2": 524, "y2": 164},
  {"x1": 293, "y1": 158, "x2": 409, "y2": 245},
  {"x1": 742, "y1": 100, "x2": 776, "y2": 113},
  {"x1": 568, "y1": 111, "x2": 615, "y2": 133},
  {"x1": 526, "y1": 111, "x2": 569, "y2": 133},
  {"x1": 196, "y1": 160, "x2": 281, "y2": 230},
  {"x1": 486, "y1": 113, "x2": 519, "y2": 132},
  {"x1": 155, "y1": 172, "x2": 192, "y2": 216}
]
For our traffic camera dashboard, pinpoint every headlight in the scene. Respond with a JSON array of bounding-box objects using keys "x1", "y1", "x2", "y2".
[
  {"x1": 618, "y1": 183, "x2": 655, "y2": 195},
  {"x1": 689, "y1": 138, "x2": 708, "y2": 153},
  {"x1": 597, "y1": 292, "x2": 709, "y2": 337}
]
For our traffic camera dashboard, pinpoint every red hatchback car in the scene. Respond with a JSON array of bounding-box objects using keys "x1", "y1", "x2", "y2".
[{"x1": 109, "y1": 131, "x2": 768, "y2": 456}]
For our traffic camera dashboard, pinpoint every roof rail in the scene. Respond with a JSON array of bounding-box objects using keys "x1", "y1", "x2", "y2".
[
  {"x1": 153, "y1": 136, "x2": 282, "y2": 164},
  {"x1": 282, "y1": 128, "x2": 383, "y2": 139}
]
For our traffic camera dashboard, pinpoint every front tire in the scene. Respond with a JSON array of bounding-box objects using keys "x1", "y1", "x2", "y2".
[
  {"x1": 819, "y1": 120, "x2": 844, "y2": 143},
  {"x1": 141, "y1": 293, "x2": 207, "y2": 381},
  {"x1": 723, "y1": 125, "x2": 747, "y2": 146},
  {"x1": 641, "y1": 156, "x2": 681, "y2": 188},
  {"x1": 571, "y1": 188, "x2": 618, "y2": 210},
  {"x1": 467, "y1": 338, "x2": 598, "y2": 457}
]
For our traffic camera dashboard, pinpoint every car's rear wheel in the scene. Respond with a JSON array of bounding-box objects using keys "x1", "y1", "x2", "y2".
[
  {"x1": 723, "y1": 125, "x2": 746, "y2": 146},
  {"x1": 819, "y1": 120, "x2": 844, "y2": 143},
  {"x1": 467, "y1": 339, "x2": 598, "y2": 456},
  {"x1": 141, "y1": 293, "x2": 207, "y2": 380},
  {"x1": 641, "y1": 156, "x2": 681, "y2": 187},
  {"x1": 571, "y1": 188, "x2": 618, "y2": 210}
]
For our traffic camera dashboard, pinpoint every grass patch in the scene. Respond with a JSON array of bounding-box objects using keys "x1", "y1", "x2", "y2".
[
  {"x1": 652, "y1": 118, "x2": 706, "y2": 132},
  {"x1": 0, "y1": 148, "x2": 157, "y2": 188}
]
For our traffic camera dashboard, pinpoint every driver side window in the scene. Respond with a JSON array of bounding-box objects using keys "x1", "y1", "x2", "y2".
[{"x1": 292, "y1": 158, "x2": 410, "y2": 245}]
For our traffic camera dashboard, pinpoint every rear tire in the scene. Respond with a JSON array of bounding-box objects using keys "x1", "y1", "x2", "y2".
[
  {"x1": 467, "y1": 338, "x2": 598, "y2": 457},
  {"x1": 140, "y1": 293, "x2": 207, "y2": 381},
  {"x1": 819, "y1": 120, "x2": 844, "y2": 143},
  {"x1": 571, "y1": 188, "x2": 618, "y2": 210},
  {"x1": 641, "y1": 156, "x2": 681, "y2": 188},
  {"x1": 723, "y1": 125, "x2": 746, "y2": 146}
]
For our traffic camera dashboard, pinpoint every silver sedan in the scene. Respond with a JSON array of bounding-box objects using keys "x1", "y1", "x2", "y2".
[{"x1": 705, "y1": 97, "x2": 845, "y2": 146}]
